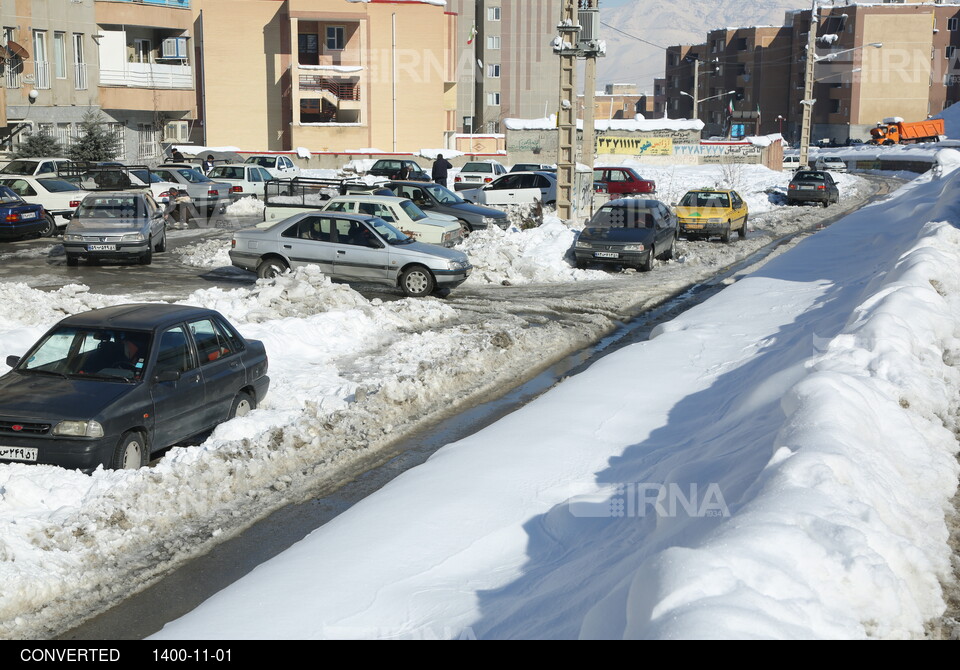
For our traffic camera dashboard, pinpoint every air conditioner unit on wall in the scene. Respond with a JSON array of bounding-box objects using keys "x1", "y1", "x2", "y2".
[
  {"x1": 161, "y1": 37, "x2": 187, "y2": 59},
  {"x1": 164, "y1": 120, "x2": 190, "y2": 143}
]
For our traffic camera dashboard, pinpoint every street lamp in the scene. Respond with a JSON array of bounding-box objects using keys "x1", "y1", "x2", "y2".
[
  {"x1": 680, "y1": 89, "x2": 735, "y2": 120},
  {"x1": 776, "y1": 114, "x2": 785, "y2": 136}
]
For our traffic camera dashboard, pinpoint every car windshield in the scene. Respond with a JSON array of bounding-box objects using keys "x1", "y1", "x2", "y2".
[
  {"x1": 75, "y1": 196, "x2": 146, "y2": 219},
  {"x1": 366, "y1": 217, "x2": 413, "y2": 245},
  {"x1": 425, "y1": 184, "x2": 464, "y2": 205},
  {"x1": 175, "y1": 169, "x2": 212, "y2": 183},
  {"x1": 680, "y1": 192, "x2": 730, "y2": 208},
  {"x1": 36, "y1": 178, "x2": 81, "y2": 193},
  {"x1": 590, "y1": 204, "x2": 657, "y2": 229},
  {"x1": 210, "y1": 167, "x2": 245, "y2": 180},
  {"x1": 17, "y1": 326, "x2": 151, "y2": 382},
  {"x1": 130, "y1": 169, "x2": 164, "y2": 184},
  {"x1": 0, "y1": 160, "x2": 40, "y2": 175},
  {"x1": 246, "y1": 157, "x2": 277, "y2": 168},
  {"x1": 399, "y1": 200, "x2": 428, "y2": 221}
]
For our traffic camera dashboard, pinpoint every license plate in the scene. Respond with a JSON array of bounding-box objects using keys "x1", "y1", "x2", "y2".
[
  {"x1": 87, "y1": 244, "x2": 117, "y2": 251},
  {"x1": 21, "y1": 211, "x2": 37, "y2": 219},
  {"x1": 799, "y1": 185, "x2": 815, "y2": 190},
  {"x1": 0, "y1": 446, "x2": 37, "y2": 462},
  {"x1": 684, "y1": 224, "x2": 704, "y2": 230},
  {"x1": 595, "y1": 251, "x2": 619, "y2": 258}
]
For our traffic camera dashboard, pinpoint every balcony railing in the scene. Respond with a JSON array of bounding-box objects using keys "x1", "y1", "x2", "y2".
[
  {"x1": 298, "y1": 74, "x2": 360, "y2": 101},
  {"x1": 100, "y1": 62, "x2": 192, "y2": 89},
  {"x1": 34, "y1": 61, "x2": 50, "y2": 90}
]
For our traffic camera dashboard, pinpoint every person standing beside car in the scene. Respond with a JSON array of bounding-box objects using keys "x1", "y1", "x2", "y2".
[
  {"x1": 397, "y1": 163, "x2": 412, "y2": 180},
  {"x1": 432, "y1": 154, "x2": 452, "y2": 186}
]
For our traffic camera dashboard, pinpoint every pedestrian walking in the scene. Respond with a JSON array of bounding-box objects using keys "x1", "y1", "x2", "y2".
[
  {"x1": 202, "y1": 154, "x2": 215, "y2": 173},
  {"x1": 431, "y1": 154, "x2": 452, "y2": 186},
  {"x1": 171, "y1": 149, "x2": 185, "y2": 162}
]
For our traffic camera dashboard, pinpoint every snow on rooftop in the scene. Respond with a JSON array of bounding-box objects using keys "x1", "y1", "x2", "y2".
[{"x1": 504, "y1": 116, "x2": 705, "y2": 132}]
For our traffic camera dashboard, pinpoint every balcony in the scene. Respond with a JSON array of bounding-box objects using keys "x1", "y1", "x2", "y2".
[
  {"x1": 298, "y1": 74, "x2": 360, "y2": 101},
  {"x1": 100, "y1": 61, "x2": 192, "y2": 88}
]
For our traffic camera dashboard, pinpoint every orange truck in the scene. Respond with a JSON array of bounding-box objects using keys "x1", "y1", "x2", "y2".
[{"x1": 868, "y1": 117, "x2": 945, "y2": 145}]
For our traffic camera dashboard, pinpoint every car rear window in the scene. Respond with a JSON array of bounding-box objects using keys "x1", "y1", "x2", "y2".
[
  {"x1": 462, "y1": 163, "x2": 493, "y2": 172},
  {"x1": 210, "y1": 167, "x2": 245, "y2": 180},
  {"x1": 37, "y1": 178, "x2": 81, "y2": 192},
  {"x1": 794, "y1": 171, "x2": 826, "y2": 181},
  {"x1": 591, "y1": 204, "x2": 657, "y2": 228}
]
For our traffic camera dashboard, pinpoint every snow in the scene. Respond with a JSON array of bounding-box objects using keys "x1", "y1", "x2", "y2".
[
  {"x1": 149, "y1": 157, "x2": 960, "y2": 640},
  {"x1": 4, "y1": 155, "x2": 960, "y2": 640},
  {"x1": 504, "y1": 116, "x2": 705, "y2": 132}
]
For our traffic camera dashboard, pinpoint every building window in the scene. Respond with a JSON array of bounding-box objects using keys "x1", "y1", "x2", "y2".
[
  {"x1": 33, "y1": 30, "x2": 49, "y2": 89},
  {"x1": 948, "y1": 46, "x2": 957, "y2": 60},
  {"x1": 487, "y1": 35, "x2": 500, "y2": 50},
  {"x1": 137, "y1": 124, "x2": 158, "y2": 161},
  {"x1": 4, "y1": 27, "x2": 23, "y2": 89},
  {"x1": 134, "y1": 39, "x2": 151, "y2": 64},
  {"x1": 487, "y1": 63, "x2": 500, "y2": 78},
  {"x1": 488, "y1": 6, "x2": 501, "y2": 21},
  {"x1": 487, "y1": 92, "x2": 500, "y2": 106},
  {"x1": 53, "y1": 32, "x2": 67, "y2": 79},
  {"x1": 950, "y1": 18, "x2": 959, "y2": 31},
  {"x1": 326, "y1": 26, "x2": 345, "y2": 51},
  {"x1": 73, "y1": 33, "x2": 86, "y2": 90}
]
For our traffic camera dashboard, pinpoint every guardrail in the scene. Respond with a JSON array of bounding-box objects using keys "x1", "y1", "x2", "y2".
[{"x1": 298, "y1": 75, "x2": 360, "y2": 101}]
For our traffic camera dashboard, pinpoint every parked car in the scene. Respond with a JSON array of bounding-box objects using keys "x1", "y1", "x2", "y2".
[
  {"x1": 459, "y1": 171, "x2": 557, "y2": 207},
  {"x1": 573, "y1": 198, "x2": 678, "y2": 272},
  {"x1": 0, "y1": 303, "x2": 269, "y2": 472},
  {"x1": 510, "y1": 163, "x2": 555, "y2": 173},
  {"x1": 128, "y1": 168, "x2": 181, "y2": 203},
  {"x1": 674, "y1": 188, "x2": 749, "y2": 242},
  {"x1": 0, "y1": 186, "x2": 47, "y2": 241},
  {"x1": 243, "y1": 154, "x2": 301, "y2": 180},
  {"x1": 229, "y1": 211, "x2": 472, "y2": 297},
  {"x1": 150, "y1": 165, "x2": 233, "y2": 215},
  {"x1": 453, "y1": 160, "x2": 508, "y2": 190},
  {"x1": 782, "y1": 154, "x2": 801, "y2": 171},
  {"x1": 62, "y1": 191, "x2": 168, "y2": 266},
  {"x1": 382, "y1": 180, "x2": 509, "y2": 234},
  {"x1": 786, "y1": 169, "x2": 840, "y2": 207},
  {"x1": 814, "y1": 156, "x2": 848, "y2": 173},
  {"x1": 321, "y1": 194, "x2": 464, "y2": 247},
  {"x1": 367, "y1": 159, "x2": 431, "y2": 182},
  {"x1": 0, "y1": 157, "x2": 75, "y2": 178},
  {"x1": 207, "y1": 163, "x2": 277, "y2": 200},
  {"x1": 0, "y1": 176, "x2": 89, "y2": 235},
  {"x1": 592, "y1": 166, "x2": 656, "y2": 196}
]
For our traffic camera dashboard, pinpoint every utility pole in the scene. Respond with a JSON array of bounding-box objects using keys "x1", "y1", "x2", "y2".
[
  {"x1": 692, "y1": 57, "x2": 699, "y2": 120},
  {"x1": 798, "y1": 0, "x2": 819, "y2": 169},
  {"x1": 554, "y1": 0, "x2": 604, "y2": 222}
]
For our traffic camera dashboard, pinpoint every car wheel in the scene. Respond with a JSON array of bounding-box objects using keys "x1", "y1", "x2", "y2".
[
  {"x1": 639, "y1": 249, "x2": 654, "y2": 272},
  {"x1": 822, "y1": 199, "x2": 829, "y2": 208},
  {"x1": 575, "y1": 260, "x2": 587, "y2": 270},
  {"x1": 111, "y1": 431, "x2": 148, "y2": 470},
  {"x1": 66, "y1": 254, "x2": 79, "y2": 267},
  {"x1": 662, "y1": 237, "x2": 675, "y2": 261},
  {"x1": 140, "y1": 242, "x2": 153, "y2": 265},
  {"x1": 40, "y1": 213, "x2": 57, "y2": 238},
  {"x1": 458, "y1": 220, "x2": 472, "y2": 238},
  {"x1": 228, "y1": 391, "x2": 255, "y2": 419},
  {"x1": 257, "y1": 258, "x2": 289, "y2": 279},
  {"x1": 738, "y1": 216, "x2": 748, "y2": 239},
  {"x1": 155, "y1": 230, "x2": 167, "y2": 252},
  {"x1": 399, "y1": 265, "x2": 435, "y2": 297},
  {"x1": 720, "y1": 223, "x2": 732, "y2": 244}
]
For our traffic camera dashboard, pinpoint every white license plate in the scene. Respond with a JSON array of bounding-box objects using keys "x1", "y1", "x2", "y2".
[
  {"x1": 87, "y1": 244, "x2": 117, "y2": 251},
  {"x1": 0, "y1": 446, "x2": 37, "y2": 462},
  {"x1": 799, "y1": 185, "x2": 815, "y2": 190},
  {"x1": 21, "y1": 211, "x2": 37, "y2": 219},
  {"x1": 595, "y1": 251, "x2": 619, "y2": 258}
]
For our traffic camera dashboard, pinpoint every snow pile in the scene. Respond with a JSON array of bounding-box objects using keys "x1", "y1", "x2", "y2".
[
  {"x1": 460, "y1": 217, "x2": 607, "y2": 286},
  {"x1": 175, "y1": 239, "x2": 233, "y2": 269},
  {"x1": 224, "y1": 197, "x2": 265, "y2": 218},
  {"x1": 934, "y1": 101, "x2": 960, "y2": 140}
]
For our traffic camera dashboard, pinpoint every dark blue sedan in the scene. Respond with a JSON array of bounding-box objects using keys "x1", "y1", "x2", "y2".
[
  {"x1": 0, "y1": 185, "x2": 46, "y2": 241},
  {"x1": 574, "y1": 198, "x2": 679, "y2": 272},
  {"x1": 0, "y1": 304, "x2": 269, "y2": 473}
]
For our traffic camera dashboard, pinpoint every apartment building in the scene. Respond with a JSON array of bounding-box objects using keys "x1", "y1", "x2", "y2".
[
  {"x1": 196, "y1": 0, "x2": 456, "y2": 152},
  {"x1": 0, "y1": 0, "x2": 99, "y2": 152},
  {"x1": 665, "y1": 2, "x2": 960, "y2": 143},
  {"x1": 449, "y1": 0, "x2": 561, "y2": 134}
]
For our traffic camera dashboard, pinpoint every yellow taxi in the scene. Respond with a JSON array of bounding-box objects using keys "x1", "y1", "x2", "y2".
[{"x1": 674, "y1": 188, "x2": 748, "y2": 242}]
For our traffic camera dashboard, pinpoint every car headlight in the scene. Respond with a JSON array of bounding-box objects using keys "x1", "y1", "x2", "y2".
[
  {"x1": 575, "y1": 240, "x2": 592, "y2": 249},
  {"x1": 63, "y1": 233, "x2": 83, "y2": 242},
  {"x1": 446, "y1": 259, "x2": 470, "y2": 271},
  {"x1": 121, "y1": 232, "x2": 146, "y2": 242},
  {"x1": 707, "y1": 218, "x2": 724, "y2": 224},
  {"x1": 623, "y1": 244, "x2": 645, "y2": 251},
  {"x1": 53, "y1": 420, "x2": 104, "y2": 438}
]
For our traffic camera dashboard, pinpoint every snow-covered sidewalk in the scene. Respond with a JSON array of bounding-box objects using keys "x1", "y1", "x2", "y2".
[{"x1": 152, "y1": 153, "x2": 960, "y2": 639}]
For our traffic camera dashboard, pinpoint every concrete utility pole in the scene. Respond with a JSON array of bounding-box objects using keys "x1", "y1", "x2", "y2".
[
  {"x1": 691, "y1": 57, "x2": 699, "y2": 120},
  {"x1": 798, "y1": 0, "x2": 819, "y2": 169},
  {"x1": 554, "y1": 0, "x2": 604, "y2": 222}
]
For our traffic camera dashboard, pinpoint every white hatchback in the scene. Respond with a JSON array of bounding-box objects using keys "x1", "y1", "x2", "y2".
[
  {"x1": 321, "y1": 195, "x2": 464, "y2": 247},
  {"x1": 244, "y1": 155, "x2": 301, "y2": 180}
]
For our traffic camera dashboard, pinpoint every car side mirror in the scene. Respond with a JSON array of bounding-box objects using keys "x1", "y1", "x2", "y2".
[
  {"x1": 154, "y1": 369, "x2": 181, "y2": 383},
  {"x1": 5, "y1": 355, "x2": 20, "y2": 368}
]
